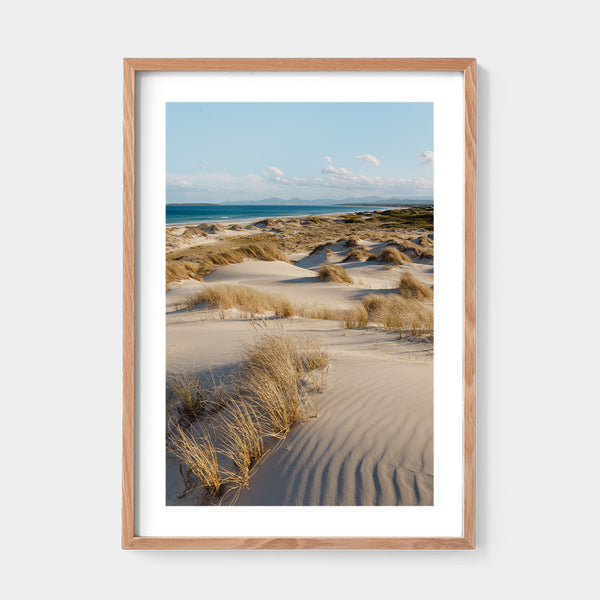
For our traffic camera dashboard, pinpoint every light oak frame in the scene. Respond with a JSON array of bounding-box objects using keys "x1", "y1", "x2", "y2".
[{"x1": 123, "y1": 58, "x2": 476, "y2": 550}]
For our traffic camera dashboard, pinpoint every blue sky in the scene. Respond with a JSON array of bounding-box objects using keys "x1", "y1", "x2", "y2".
[{"x1": 166, "y1": 103, "x2": 433, "y2": 203}]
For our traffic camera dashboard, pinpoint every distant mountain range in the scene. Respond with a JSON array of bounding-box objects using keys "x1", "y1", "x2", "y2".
[{"x1": 167, "y1": 196, "x2": 433, "y2": 207}]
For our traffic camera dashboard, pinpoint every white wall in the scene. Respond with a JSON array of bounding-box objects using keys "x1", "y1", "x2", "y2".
[{"x1": 1, "y1": 1, "x2": 598, "y2": 597}]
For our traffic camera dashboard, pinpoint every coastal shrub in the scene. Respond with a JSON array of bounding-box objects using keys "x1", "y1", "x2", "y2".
[
  {"x1": 317, "y1": 264, "x2": 354, "y2": 284},
  {"x1": 379, "y1": 246, "x2": 412, "y2": 265},
  {"x1": 397, "y1": 272, "x2": 433, "y2": 301}
]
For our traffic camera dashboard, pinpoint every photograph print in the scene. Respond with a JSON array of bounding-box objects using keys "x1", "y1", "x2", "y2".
[{"x1": 165, "y1": 102, "x2": 434, "y2": 506}]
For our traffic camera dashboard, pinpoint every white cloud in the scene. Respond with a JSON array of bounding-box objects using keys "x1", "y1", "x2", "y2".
[
  {"x1": 260, "y1": 165, "x2": 291, "y2": 185},
  {"x1": 323, "y1": 156, "x2": 333, "y2": 163},
  {"x1": 417, "y1": 150, "x2": 434, "y2": 165},
  {"x1": 200, "y1": 161, "x2": 208, "y2": 170},
  {"x1": 262, "y1": 166, "x2": 284, "y2": 178},
  {"x1": 356, "y1": 154, "x2": 381, "y2": 166}
]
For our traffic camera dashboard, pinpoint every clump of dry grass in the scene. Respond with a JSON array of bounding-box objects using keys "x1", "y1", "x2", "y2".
[
  {"x1": 228, "y1": 223, "x2": 246, "y2": 231},
  {"x1": 317, "y1": 264, "x2": 354, "y2": 284},
  {"x1": 340, "y1": 305, "x2": 369, "y2": 328},
  {"x1": 219, "y1": 403, "x2": 264, "y2": 487},
  {"x1": 185, "y1": 284, "x2": 295, "y2": 318},
  {"x1": 340, "y1": 236, "x2": 361, "y2": 248},
  {"x1": 389, "y1": 239, "x2": 434, "y2": 260},
  {"x1": 206, "y1": 242, "x2": 289, "y2": 267},
  {"x1": 342, "y1": 247, "x2": 371, "y2": 262},
  {"x1": 168, "y1": 328, "x2": 330, "y2": 501},
  {"x1": 361, "y1": 294, "x2": 433, "y2": 337},
  {"x1": 397, "y1": 272, "x2": 433, "y2": 301},
  {"x1": 166, "y1": 261, "x2": 204, "y2": 287},
  {"x1": 240, "y1": 330, "x2": 329, "y2": 437},
  {"x1": 166, "y1": 241, "x2": 290, "y2": 286},
  {"x1": 167, "y1": 421, "x2": 224, "y2": 498},
  {"x1": 416, "y1": 233, "x2": 433, "y2": 247},
  {"x1": 309, "y1": 242, "x2": 333, "y2": 256},
  {"x1": 379, "y1": 246, "x2": 412, "y2": 265},
  {"x1": 182, "y1": 225, "x2": 208, "y2": 239},
  {"x1": 180, "y1": 284, "x2": 350, "y2": 322},
  {"x1": 204, "y1": 223, "x2": 225, "y2": 234},
  {"x1": 167, "y1": 373, "x2": 206, "y2": 422},
  {"x1": 255, "y1": 218, "x2": 282, "y2": 228}
]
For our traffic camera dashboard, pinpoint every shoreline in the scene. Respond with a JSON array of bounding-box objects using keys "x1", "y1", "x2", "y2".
[{"x1": 165, "y1": 205, "x2": 427, "y2": 227}]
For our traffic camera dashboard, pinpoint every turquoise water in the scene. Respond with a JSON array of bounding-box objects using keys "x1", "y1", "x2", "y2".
[{"x1": 166, "y1": 204, "x2": 384, "y2": 225}]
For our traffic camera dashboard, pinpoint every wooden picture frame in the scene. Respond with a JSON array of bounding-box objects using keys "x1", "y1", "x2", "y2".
[{"x1": 123, "y1": 58, "x2": 476, "y2": 549}]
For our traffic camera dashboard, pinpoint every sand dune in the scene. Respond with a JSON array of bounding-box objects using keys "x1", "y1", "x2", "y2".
[
  {"x1": 165, "y1": 211, "x2": 434, "y2": 506},
  {"x1": 167, "y1": 258, "x2": 432, "y2": 314},
  {"x1": 166, "y1": 316, "x2": 433, "y2": 506}
]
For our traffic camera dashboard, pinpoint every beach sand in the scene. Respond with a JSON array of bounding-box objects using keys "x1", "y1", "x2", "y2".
[{"x1": 165, "y1": 209, "x2": 434, "y2": 506}]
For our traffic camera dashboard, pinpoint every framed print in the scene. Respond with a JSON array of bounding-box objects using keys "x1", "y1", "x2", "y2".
[{"x1": 123, "y1": 58, "x2": 476, "y2": 549}]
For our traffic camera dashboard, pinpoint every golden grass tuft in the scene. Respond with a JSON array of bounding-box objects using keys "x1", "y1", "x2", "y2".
[
  {"x1": 219, "y1": 403, "x2": 264, "y2": 487},
  {"x1": 340, "y1": 236, "x2": 361, "y2": 248},
  {"x1": 184, "y1": 284, "x2": 295, "y2": 318},
  {"x1": 166, "y1": 261, "x2": 204, "y2": 287},
  {"x1": 361, "y1": 294, "x2": 433, "y2": 337},
  {"x1": 166, "y1": 241, "x2": 290, "y2": 286},
  {"x1": 397, "y1": 272, "x2": 433, "y2": 301},
  {"x1": 340, "y1": 305, "x2": 369, "y2": 329},
  {"x1": 167, "y1": 373, "x2": 206, "y2": 422},
  {"x1": 204, "y1": 223, "x2": 225, "y2": 233},
  {"x1": 240, "y1": 330, "x2": 329, "y2": 437},
  {"x1": 167, "y1": 421, "x2": 224, "y2": 498},
  {"x1": 317, "y1": 264, "x2": 354, "y2": 284},
  {"x1": 342, "y1": 247, "x2": 371, "y2": 262},
  {"x1": 168, "y1": 328, "x2": 330, "y2": 501},
  {"x1": 379, "y1": 246, "x2": 412, "y2": 265}
]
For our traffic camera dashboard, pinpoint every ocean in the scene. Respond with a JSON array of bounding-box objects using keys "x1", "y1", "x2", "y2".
[{"x1": 166, "y1": 204, "x2": 384, "y2": 225}]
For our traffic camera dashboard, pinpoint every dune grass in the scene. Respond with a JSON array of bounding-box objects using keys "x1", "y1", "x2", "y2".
[
  {"x1": 183, "y1": 284, "x2": 295, "y2": 318},
  {"x1": 166, "y1": 241, "x2": 290, "y2": 287},
  {"x1": 397, "y1": 272, "x2": 433, "y2": 301},
  {"x1": 167, "y1": 421, "x2": 224, "y2": 498},
  {"x1": 167, "y1": 328, "x2": 330, "y2": 502},
  {"x1": 379, "y1": 246, "x2": 412, "y2": 265},
  {"x1": 387, "y1": 239, "x2": 434, "y2": 260},
  {"x1": 166, "y1": 261, "x2": 204, "y2": 287},
  {"x1": 167, "y1": 373, "x2": 206, "y2": 423},
  {"x1": 340, "y1": 305, "x2": 370, "y2": 328},
  {"x1": 317, "y1": 264, "x2": 354, "y2": 284},
  {"x1": 360, "y1": 294, "x2": 433, "y2": 337},
  {"x1": 240, "y1": 330, "x2": 328, "y2": 437},
  {"x1": 219, "y1": 403, "x2": 265, "y2": 488},
  {"x1": 340, "y1": 236, "x2": 361, "y2": 248},
  {"x1": 342, "y1": 247, "x2": 374, "y2": 262}
]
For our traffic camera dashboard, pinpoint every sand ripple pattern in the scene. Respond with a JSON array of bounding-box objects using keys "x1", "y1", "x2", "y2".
[{"x1": 236, "y1": 356, "x2": 433, "y2": 506}]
